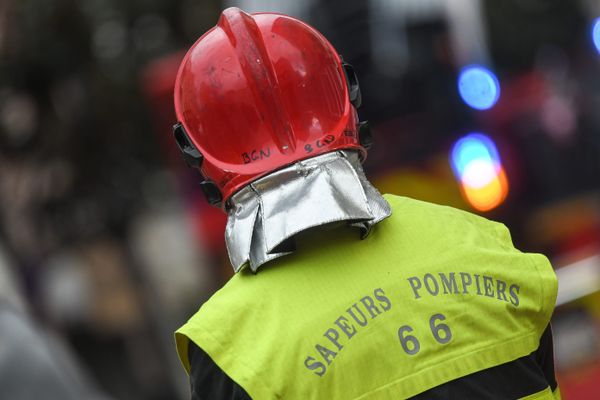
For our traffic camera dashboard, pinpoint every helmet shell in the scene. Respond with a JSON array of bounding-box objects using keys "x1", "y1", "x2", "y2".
[{"x1": 174, "y1": 7, "x2": 364, "y2": 203}]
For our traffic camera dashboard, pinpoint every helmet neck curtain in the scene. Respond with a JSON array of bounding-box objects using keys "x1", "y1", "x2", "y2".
[{"x1": 225, "y1": 151, "x2": 391, "y2": 272}]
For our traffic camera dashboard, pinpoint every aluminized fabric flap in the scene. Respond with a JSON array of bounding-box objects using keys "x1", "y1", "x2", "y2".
[{"x1": 225, "y1": 151, "x2": 391, "y2": 272}]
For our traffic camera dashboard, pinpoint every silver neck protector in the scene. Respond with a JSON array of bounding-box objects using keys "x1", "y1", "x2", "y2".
[{"x1": 225, "y1": 150, "x2": 392, "y2": 273}]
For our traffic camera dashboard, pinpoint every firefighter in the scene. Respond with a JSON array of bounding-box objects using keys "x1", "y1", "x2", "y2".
[{"x1": 172, "y1": 7, "x2": 560, "y2": 399}]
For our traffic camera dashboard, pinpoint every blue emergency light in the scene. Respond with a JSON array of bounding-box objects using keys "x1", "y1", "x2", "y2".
[{"x1": 457, "y1": 66, "x2": 500, "y2": 110}]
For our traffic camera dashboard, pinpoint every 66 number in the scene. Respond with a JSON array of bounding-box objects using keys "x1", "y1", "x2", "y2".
[{"x1": 398, "y1": 314, "x2": 452, "y2": 355}]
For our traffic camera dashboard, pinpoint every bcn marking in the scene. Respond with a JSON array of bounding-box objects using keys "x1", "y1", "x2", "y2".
[{"x1": 242, "y1": 147, "x2": 270, "y2": 164}]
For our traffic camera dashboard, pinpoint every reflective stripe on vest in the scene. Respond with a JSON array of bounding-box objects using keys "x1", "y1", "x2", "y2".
[{"x1": 176, "y1": 194, "x2": 558, "y2": 399}]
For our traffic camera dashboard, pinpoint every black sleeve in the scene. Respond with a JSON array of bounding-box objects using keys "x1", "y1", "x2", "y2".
[
  {"x1": 533, "y1": 324, "x2": 558, "y2": 391},
  {"x1": 188, "y1": 341, "x2": 251, "y2": 400}
]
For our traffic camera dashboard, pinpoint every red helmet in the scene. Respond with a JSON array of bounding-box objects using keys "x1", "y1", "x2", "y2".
[{"x1": 173, "y1": 7, "x2": 370, "y2": 206}]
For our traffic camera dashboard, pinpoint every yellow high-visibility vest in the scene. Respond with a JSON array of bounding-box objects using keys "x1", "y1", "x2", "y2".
[{"x1": 176, "y1": 194, "x2": 558, "y2": 399}]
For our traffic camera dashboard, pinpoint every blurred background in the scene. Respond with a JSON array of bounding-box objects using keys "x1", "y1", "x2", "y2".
[{"x1": 1, "y1": 0, "x2": 600, "y2": 398}]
